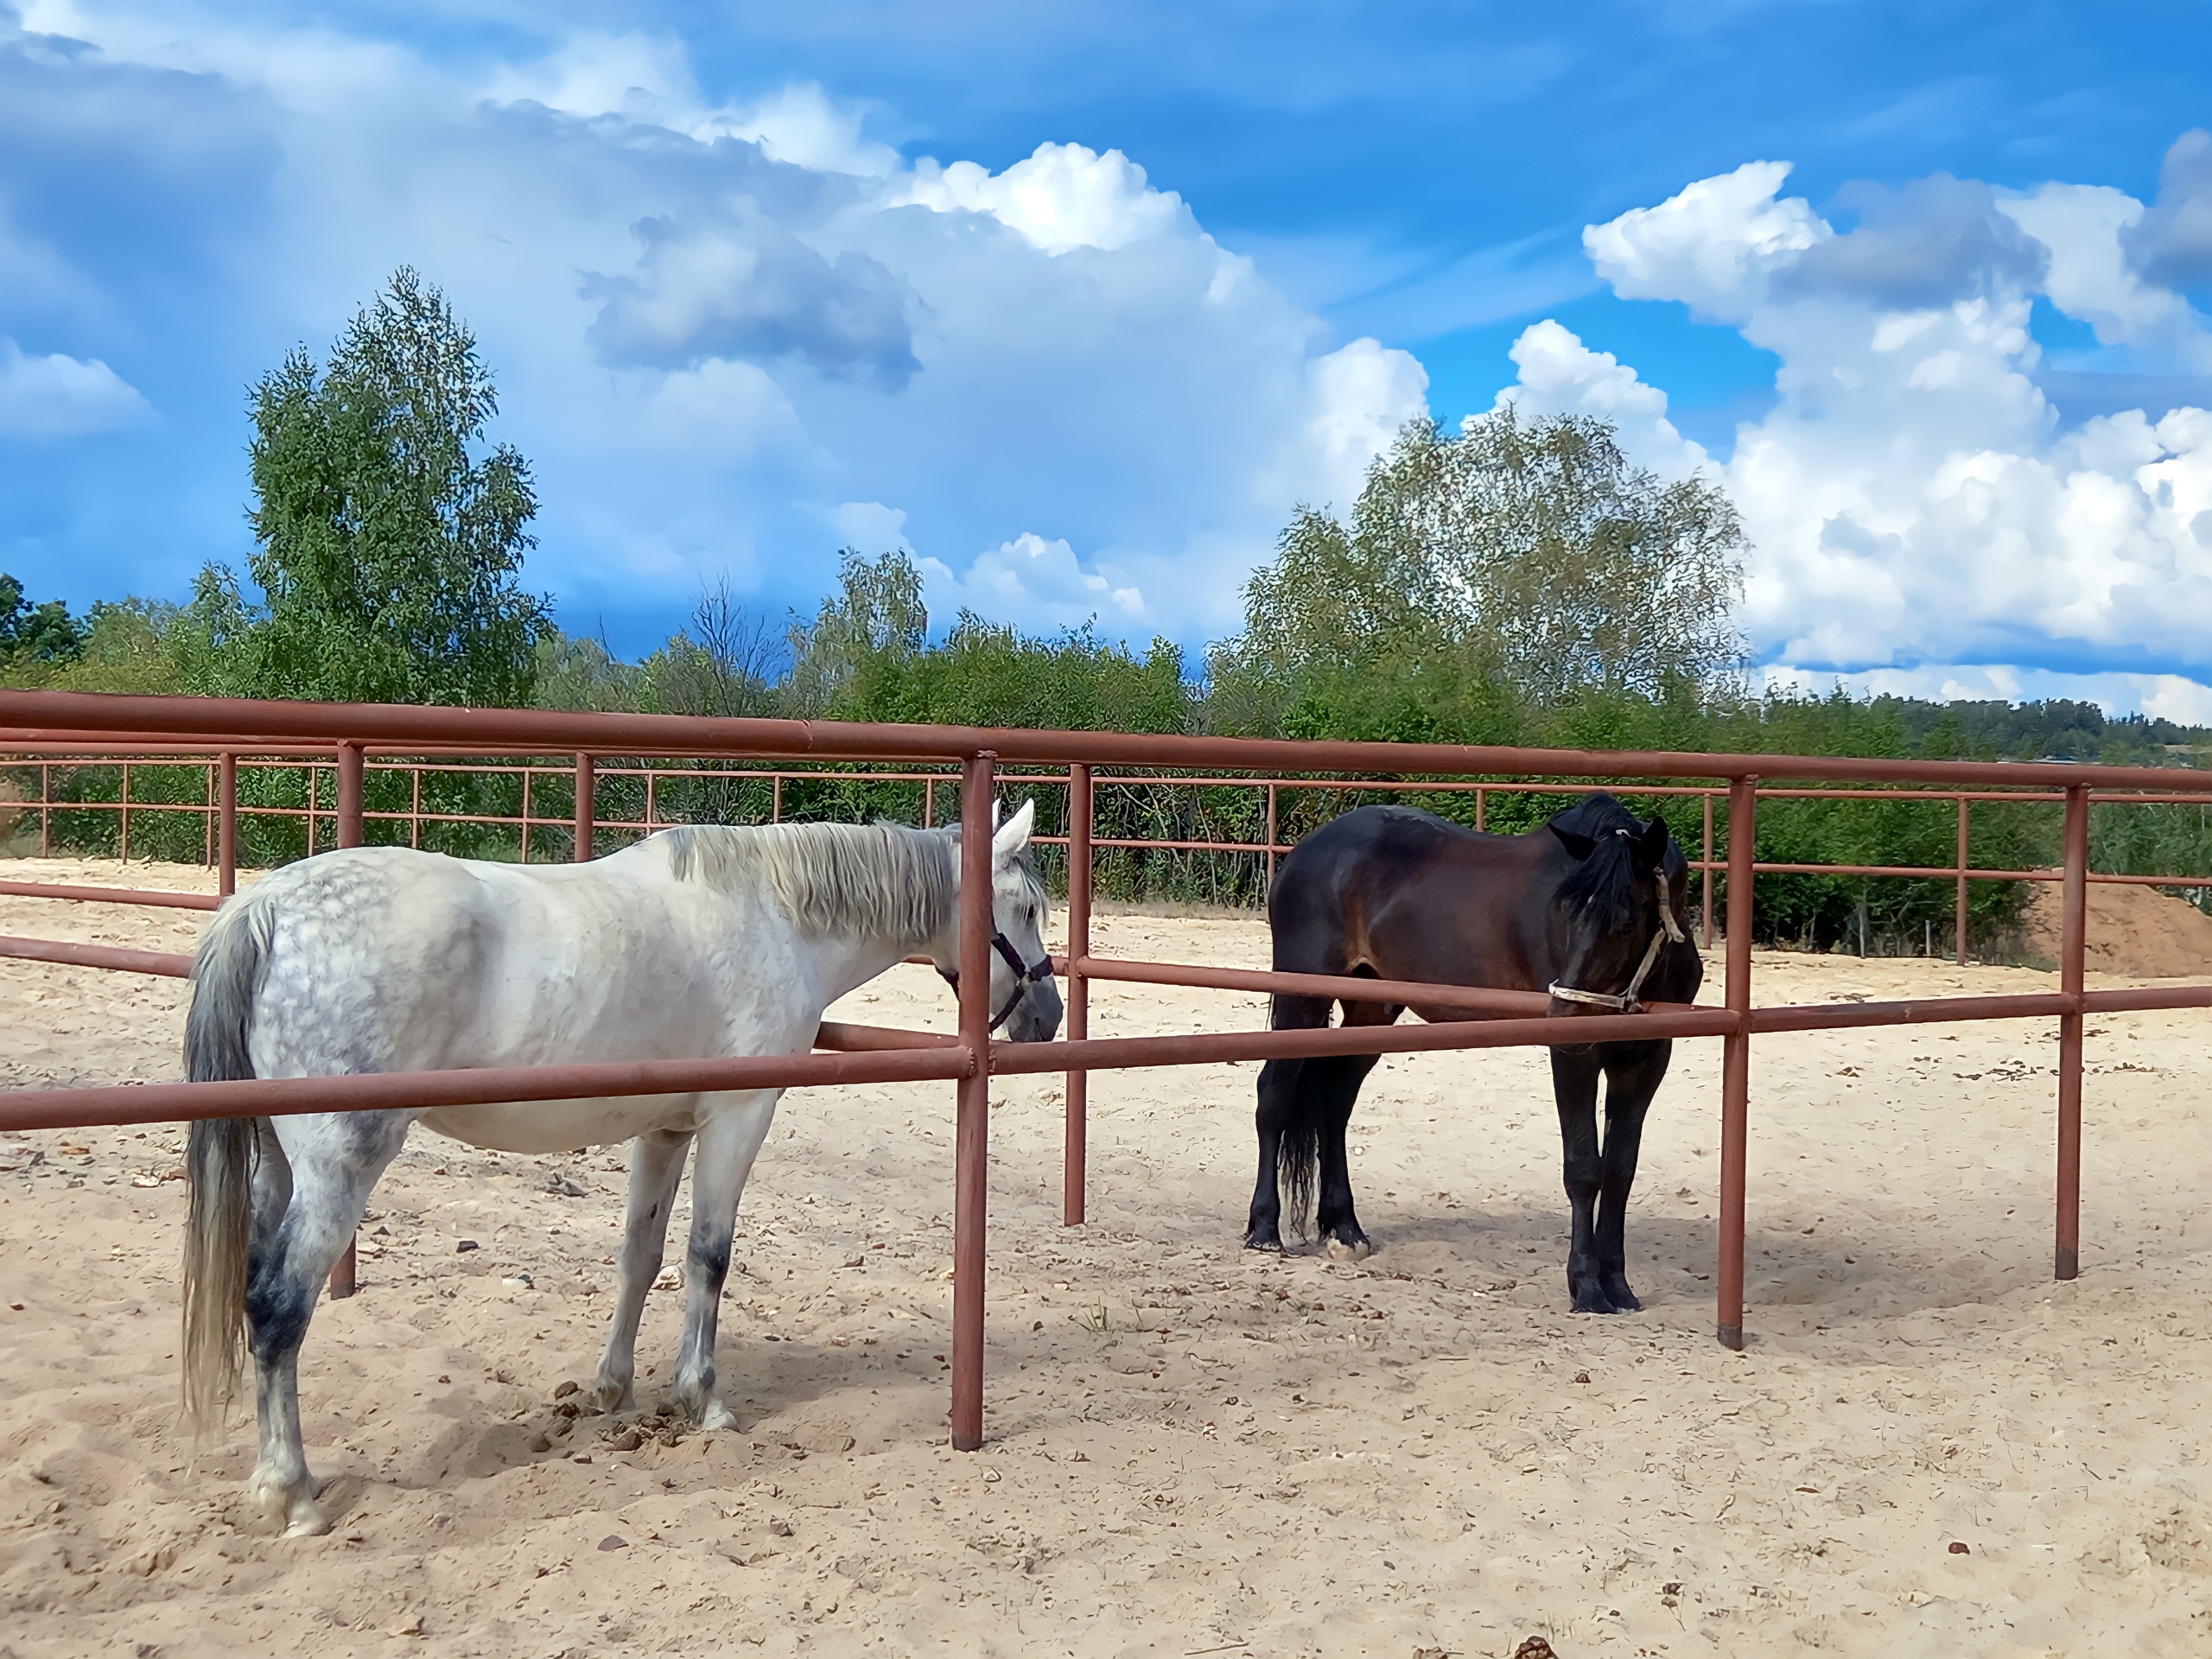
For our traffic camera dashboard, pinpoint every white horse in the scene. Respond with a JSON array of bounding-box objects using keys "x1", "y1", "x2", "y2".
[{"x1": 181, "y1": 804, "x2": 1060, "y2": 1537}]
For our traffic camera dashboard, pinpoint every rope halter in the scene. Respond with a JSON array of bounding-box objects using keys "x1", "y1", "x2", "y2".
[{"x1": 1547, "y1": 829, "x2": 1689, "y2": 1014}]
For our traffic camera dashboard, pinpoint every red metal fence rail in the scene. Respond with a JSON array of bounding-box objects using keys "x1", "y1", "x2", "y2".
[{"x1": 2, "y1": 690, "x2": 2210, "y2": 1450}]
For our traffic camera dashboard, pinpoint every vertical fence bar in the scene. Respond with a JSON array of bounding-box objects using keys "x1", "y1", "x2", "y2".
[
  {"x1": 1700, "y1": 791, "x2": 1715, "y2": 950},
  {"x1": 519, "y1": 766, "x2": 532, "y2": 863},
  {"x1": 951, "y1": 752, "x2": 997, "y2": 1452},
  {"x1": 203, "y1": 762, "x2": 214, "y2": 869},
  {"x1": 1264, "y1": 782, "x2": 1278, "y2": 894},
  {"x1": 1065, "y1": 763, "x2": 1093, "y2": 1228},
  {"x1": 772, "y1": 772, "x2": 784, "y2": 824},
  {"x1": 118, "y1": 761, "x2": 130, "y2": 862},
  {"x1": 1717, "y1": 773, "x2": 1758, "y2": 1351},
  {"x1": 410, "y1": 764, "x2": 422, "y2": 850},
  {"x1": 573, "y1": 753, "x2": 595, "y2": 862},
  {"x1": 923, "y1": 777, "x2": 936, "y2": 829},
  {"x1": 327, "y1": 741, "x2": 366, "y2": 1303},
  {"x1": 1475, "y1": 785, "x2": 1486, "y2": 833},
  {"x1": 2056, "y1": 783, "x2": 2089, "y2": 1281},
  {"x1": 217, "y1": 752, "x2": 237, "y2": 899},
  {"x1": 1955, "y1": 797, "x2": 1971, "y2": 967},
  {"x1": 39, "y1": 761, "x2": 50, "y2": 858}
]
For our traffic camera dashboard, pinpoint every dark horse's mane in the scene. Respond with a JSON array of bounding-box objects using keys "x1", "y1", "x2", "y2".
[{"x1": 1548, "y1": 792, "x2": 1658, "y2": 935}]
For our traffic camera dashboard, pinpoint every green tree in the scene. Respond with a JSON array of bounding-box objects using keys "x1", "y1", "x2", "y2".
[
  {"x1": 0, "y1": 575, "x2": 86, "y2": 666},
  {"x1": 208, "y1": 267, "x2": 546, "y2": 705},
  {"x1": 1210, "y1": 408, "x2": 1750, "y2": 738},
  {"x1": 783, "y1": 549, "x2": 929, "y2": 717}
]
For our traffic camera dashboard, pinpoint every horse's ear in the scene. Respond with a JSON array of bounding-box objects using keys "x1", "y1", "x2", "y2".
[
  {"x1": 1639, "y1": 814, "x2": 1670, "y2": 868},
  {"x1": 993, "y1": 798, "x2": 1036, "y2": 857},
  {"x1": 1548, "y1": 824, "x2": 1597, "y2": 861}
]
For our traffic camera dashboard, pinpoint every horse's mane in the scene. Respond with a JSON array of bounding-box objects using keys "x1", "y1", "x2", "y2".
[
  {"x1": 654, "y1": 823, "x2": 1044, "y2": 946},
  {"x1": 659, "y1": 821, "x2": 963, "y2": 943},
  {"x1": 1548, "y1": 791, "x2": 1656, "y2": 934}
]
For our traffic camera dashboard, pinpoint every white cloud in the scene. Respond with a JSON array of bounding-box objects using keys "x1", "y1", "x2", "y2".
[
  {"x1": 1999, "y1": 184, "x2": 2212, "y2": 368},
  {"x1": 0, "y1": 338, "x2": 151, "y2": 437},
  {"x1": 1573, "y1": 161, "x2": 2212, "y2": 709},
  {"x1": 831, "y1": 500, "x2": 912, "y2": 551},
  {"x1": 1257, "y1": 335, "x2": 1429, "y2": 513},
  {"x1": 919, "y1": 532, "x2": 1145, "y2": 632},
  {"x1": 1491, "y1": 318, "x2": 1707, "y2": 479},
  {"x1": 896, "y1": 143, "x2": 1194, "y2": 255}
]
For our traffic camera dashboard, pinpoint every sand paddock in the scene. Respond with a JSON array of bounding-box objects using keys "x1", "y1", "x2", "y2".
[{"x1": 3, "y1": 856, "x2": 2212, "y2": 1656}]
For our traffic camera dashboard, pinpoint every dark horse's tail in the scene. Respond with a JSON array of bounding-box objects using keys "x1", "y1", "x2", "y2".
[{"x1": 1261, "y1": 992, "x2": 1336, "y2": 1242}]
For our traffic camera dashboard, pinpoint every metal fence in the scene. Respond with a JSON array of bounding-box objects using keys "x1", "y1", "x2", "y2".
[{"x1": 3, "y1": 690, "x2": 2210, "y2": 1450}]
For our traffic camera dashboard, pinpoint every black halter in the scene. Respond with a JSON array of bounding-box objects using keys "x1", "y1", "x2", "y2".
[{"x1": 937, "y1": 932, "x2": 1056, "y2": 1032}]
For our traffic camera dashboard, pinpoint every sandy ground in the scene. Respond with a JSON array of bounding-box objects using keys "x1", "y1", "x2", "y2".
[{"x1": 3, "y1": 855, "x2": 2212, "y2": 1657}]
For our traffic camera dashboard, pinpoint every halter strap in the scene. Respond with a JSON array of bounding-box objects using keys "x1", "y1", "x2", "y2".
[
  {"x1": 937, "y1": 932, "x2": 1057, "y2": 1032},
  {"x1": 1548, "y1": 875, "x2": 1689, "y2": 1014}
]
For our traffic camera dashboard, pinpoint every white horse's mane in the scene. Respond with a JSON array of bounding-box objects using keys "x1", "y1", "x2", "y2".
[{"x1": 658, "y1": 821, "x2": 976, "y2": 943}]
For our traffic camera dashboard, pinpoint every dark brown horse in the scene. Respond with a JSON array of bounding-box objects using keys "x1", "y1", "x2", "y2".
[{"x1": 1246, "y1": 792, "x2": 1701, "y2": 1313}]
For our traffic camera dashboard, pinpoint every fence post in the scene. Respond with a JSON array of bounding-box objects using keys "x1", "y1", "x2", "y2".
[
  {"x1": 924, "y1": 777, "x2": 935, "y2": 829},
  {"x1": 772, "y1": 774, "x2": 783, "y2": 824},
  {"x1": 1700, "y1": 791, "x2": 1715, "y2": 950},
  {"x1": 203, "y1": 761, "x2": 214, "y2": 870},
  {"x1": 1475, "y1": 785, "x2": 1486, "y2": 834},
  {"x1": 217, "y1": 753, "x2": 237, "y2": 899},
  {"x1": 1264, "y1": 781, "x2": 1278, "y2": 894},
  {"x1": 2056, "y1": 783, "x2": 2089, "y2": 1281},
  {"x1": 1717, "y1": 773, "x2": 1758, "y2": 1351},
  {"x1": 952, "y1": 750, "x2": 996, "y2": 1451},
  {"x1": 573, "y1": 753, "x2": 595, "y2": 862},
  {"x1": 39, "y1": 761, "x2": 49, "y2": 858},
  {"x1": 1955, "y1": 797, "x2": 1970, "y2": 966},
  {"x1": 336, "y1": 744, "x2": 364, "y2": 849},
  {"x1": 119, "y1": 761, "x2": 130, "y2": 863},
  {"x1": 519, "y1": 766, "x2": 532, "y2": 863},
  {"x1": 1065, "y1": 763, "x2": 1093, "y2": 1228}
]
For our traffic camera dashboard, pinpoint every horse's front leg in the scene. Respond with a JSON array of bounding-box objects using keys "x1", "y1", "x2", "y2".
[
  {"x1": 251, "y1": 1109, "x2": 409, "y2": 1537},
  {"x1": 1548, "y1": 1046, "x2": 1611, "y2": 1313},
  {"x1": 593, "y1": 1126, "x2": 693, "y2": 1414},
  {"x1": 1592, "y1": 1040, "x2": 1672, "y2": 1313},
  {"x1": 672, "y1": 1090, "x2": 782, "y2": 1431}
]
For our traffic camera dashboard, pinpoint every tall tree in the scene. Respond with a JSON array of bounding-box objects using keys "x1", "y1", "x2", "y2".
[
  {"x1": 228, "y1": 267, "x2": 545, "y2": 705},
  {"x1": 1211, "y1": 409, "x2": 1750, "y2": 739}
]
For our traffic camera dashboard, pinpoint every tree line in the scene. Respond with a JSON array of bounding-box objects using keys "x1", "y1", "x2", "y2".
[{"x1": 6, "y1": 270, "x2": 2209, "y2": 952}]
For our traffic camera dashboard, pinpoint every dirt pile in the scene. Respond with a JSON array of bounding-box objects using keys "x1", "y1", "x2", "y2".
[{"x1": 2020, "y1": 873, "x2": 2212, "y2": 976}]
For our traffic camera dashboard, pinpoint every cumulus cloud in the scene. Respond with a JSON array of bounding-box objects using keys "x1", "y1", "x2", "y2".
[
  {"x1": 896, "y1": 143, "x2": 1194, "y2": 255},
  {"x1": 583, "y1": 208, "x2": 919, "y2": 389},
  {"x1": 1491, "y1": 319, "x2": 1707, "y2": 480},
  {"x1": 2123, "y1": 129, "x2": 2212, "y2": 294},
  {"x1": 919, "y1": 532, "x2": 1145, "y2": 632},
  {"x1": 1257, "y1": 335, "x2": 1429, "y2": 512},
  {"x1": 1575, "y1": 158, "x2": 2212, "y2": 697},
  {"x1": 0, "y1": 338, "x2": 150, "y2": 437}
]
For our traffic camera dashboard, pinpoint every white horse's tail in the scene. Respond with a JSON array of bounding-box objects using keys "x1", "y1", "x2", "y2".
[{"x1": 182, "y1": 897, "x2": 272, "y2": 1433}]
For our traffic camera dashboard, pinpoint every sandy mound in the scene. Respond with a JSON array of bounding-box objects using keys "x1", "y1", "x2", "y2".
[{"x1": 2020, "y1": 873, "x2": 2212, "y2": 976}]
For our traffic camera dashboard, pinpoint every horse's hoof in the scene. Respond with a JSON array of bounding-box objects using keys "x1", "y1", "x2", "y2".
[
  {"x1": 1604, "y1": 1286, "x2": 1643, "y2": 1313},
  {"x1": 697, "y1": 1399, "x2": 738, "y2": 1433},
  {"x1": 590, "y1": 1377, "x2": 632, "y2": 1414},
  {"x1": 1325, "y1": 1236, "x2": 1371, "y2": 1262},
  {"x1": 1243, "y1": 1233, "x2": 1285, "y2": 1254},
  {"x1": 282, "y1": 1507, "x2": 334, "y2": 1539},
  {"x1": 1569, "y1": 1286, "x2": 1616, "y2": 1314}
]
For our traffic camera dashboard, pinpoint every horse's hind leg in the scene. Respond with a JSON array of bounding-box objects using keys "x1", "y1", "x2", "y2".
[
  {"x1": 251, "y1": 1109, "x2": 410, "y2": 1536},
  {"x1": 1247, "y1": 1058, "x2": 1305, "y2": 1250},
  {"x1": 1592, "y1": 1040, "x2": 1673, "y2": 1313},
  {"x1": 1248, "y1": 994, "x2": 1332, "y2": 1251},
  {"x1": 1312, "y1": 1050, "x2": 1382, "y2": 1260},
  {"x1": 672, "y1": 1090, "x2": 781, "y2": 1430},
  {"x1": 593, "y1": 1126, "x2": 694, "y2": 1414},
  {"x1": 1549, "y1": 1046, "x2": 1612, "y2": 1313}
]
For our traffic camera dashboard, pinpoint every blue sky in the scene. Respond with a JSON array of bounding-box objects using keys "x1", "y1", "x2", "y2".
[{"x1": 4, "y1": 2, "x2": 2212, "y2": 715}]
